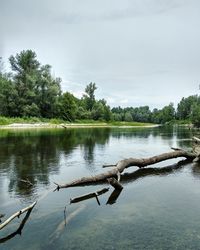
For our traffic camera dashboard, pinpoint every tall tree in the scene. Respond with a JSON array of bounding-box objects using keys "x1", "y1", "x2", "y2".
[
  {"x1": 0, "y1": 58, "x2": 17, "y2": 116},
  {"x1": 83, "y1": 82, "x2": 97, "y2": 111},
  {"x1": 35, "y1": 64, "x2": 61, "y2": 118},
  {"x1": 176, "y1": 95, "x2": 199, "y2": 120},
  {"x1": 190, "y1": 103, "x2": 200, "y2": 127},
  {"x1": 9, "y1": 50, "x2": 40, "y2": 116},
  {"x1": 9, "y1": 50, "x2": 61, "y2": 118}
]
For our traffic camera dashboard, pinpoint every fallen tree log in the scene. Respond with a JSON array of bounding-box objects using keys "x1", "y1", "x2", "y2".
[
  {"x1": 54, "y1": 149, "x2": 195, "y2": 190},
  {"x1": 0, "y1": 201, "x2": 37, "y2": 230}
]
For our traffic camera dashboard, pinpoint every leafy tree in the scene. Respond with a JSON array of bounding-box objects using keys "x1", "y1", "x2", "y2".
[
  {"x1": 112, "y1": 113, "x2": 123, "y2": 121},
  {"x1": 103, "y1": 104, "x2": 112, "y2": 121},
  {"x1": 35, "y1": 64, "x2": 61, "y2": 118},
  {"x1": 0, "y1": 60, "x2": 17, "y2": 116},
  {"x1": 83, "y1": 82, "x2": 97, "y2": 111},
  {"x1": 91, "y1": 99, "x2": 112, "y2": 121},
  {"x1": 124, "y1": 112, "x2": 133, "y2": 122},
  {"x1": 91, "y1": 101, "x2": 104, "y2": 120},
  {"x1": 58, "y1": 92, "x2": 77, "y2": 121},
  {"x1": 132, "y1": 106, "x2": 151, "y2": 122},
  {"x1": 191, "y1": 103, "x2": 200, "y2": 127},
  {"x1": 151, "y1": 108, "x2": 162, "y2": 123},
  {"x1": 0, "y1": 74, "x2": 11, "y2": 115},
  {"x1": 160, "y1": 103, "x2": 175, "y2": 123},
  {"x1": 9, "y1": 50, "x2": 40, "y2": 116},
  {"x1": 8, "y1": 50, "x2": 61, "y2": 118},
  {"x1": 177, "y1": 95, "x2": 199, "y2": 120}
]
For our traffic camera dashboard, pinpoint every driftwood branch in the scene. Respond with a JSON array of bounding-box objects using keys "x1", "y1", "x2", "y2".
[
  {"x1": 70, "y1": 188, "x2": 109, "y2": 204},
  {"x1": 0, "y1": 201, "x2": 37, "y2": 230},
  {"x1": 0, "y1": 205, "x2": 35, "y2": 244},
  {"x1": 55, "y1": 149, "x2": 195, "y2": 189}
]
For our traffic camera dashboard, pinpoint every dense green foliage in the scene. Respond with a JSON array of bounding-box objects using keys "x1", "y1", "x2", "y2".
[
  {"x1": 1, "y1": 51, "x2": 61, "y2": 118},
  {"x1": 112, "y1": 103, "x2": 175, "y2": 124},
  {"x1": 0, "y1": 51, "x2": 112, "y2": 122},
  {"x1": 0, "y1": 50, "x2": 200, "y2": 126}
]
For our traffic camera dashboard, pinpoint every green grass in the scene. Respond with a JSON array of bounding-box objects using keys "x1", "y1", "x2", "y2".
[
  {"x1": 73, "y1": 119, "x2": 107, "y2": 124},
  {"x1": 107, "y1": 121, "x2": 154, "y2": 126},
  {"x1": 0, "y1": 116, "x2": 66, "y2": 125},
  {"x1": 0, "y1": 116, "x2": 155, "y2": 127},
  {"x1": 165, "y1": 119, "x2": 191, "y2": 125},
  {"x1": 66, "y1": 119, "x2": 155, "y2": 127}
]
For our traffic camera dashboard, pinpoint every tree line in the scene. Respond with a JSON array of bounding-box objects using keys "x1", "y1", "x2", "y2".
[
  {"x1": 0, "y1": 50, "x2": 199, "y2": 125},
  {"x1": 0, "y1": 50, "x2": 111, "y2": 122}
]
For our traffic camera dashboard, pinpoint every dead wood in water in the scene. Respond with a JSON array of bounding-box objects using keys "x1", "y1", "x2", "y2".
[
  {"x1": 0, "y1": 205, "x2": 35, "y2": 244},
  {"x1": 70, "y1": 188, "x2": 109, "y2": 204},
  {"x1": 107, "y1": 178, "x2": 123, "y2": 190},
  {"x1": 49, "y1": 204, "x2": 86, "y2": 244},
  {"x1": 0, "y1": 201, "x2": 36, "y2": 231},
  {"x1": 106, "y1": 189, "x2": 123, "y2": 205},
  {"x1": 54, "y1": 149, "x2": 195, "y2": 190}
]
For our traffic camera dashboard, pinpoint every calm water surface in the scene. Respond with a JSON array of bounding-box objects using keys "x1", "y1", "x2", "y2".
[{"x1": 0, "y1": 126, "x2": 200, "y2": 250}]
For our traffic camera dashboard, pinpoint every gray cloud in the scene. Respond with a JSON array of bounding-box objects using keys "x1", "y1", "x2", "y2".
[{"x1": 1, "y1": 0, "x2": 200, "y2": 109}]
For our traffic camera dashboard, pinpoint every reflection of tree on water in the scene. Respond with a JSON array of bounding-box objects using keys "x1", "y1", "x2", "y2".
[
  {"x1": 0, "y1": 128, "x2": 111, "y2": 198},
  {"x1": 80, "y1": 128, "x2": 110, "y2": 166},
  {"x1": 121, "y1": 159, "x2": 190, "y2": 185},
  {"x1": 0, "y1": 126, "x2": 194, "y2": 198},
  {"x1": 111, "y1": 128, "x2": 153, "y2": 139}
]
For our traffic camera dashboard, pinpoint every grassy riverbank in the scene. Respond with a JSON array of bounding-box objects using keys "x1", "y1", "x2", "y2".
[{"x1": 0, "y1": 116, "x2": 155, "y2": 128}]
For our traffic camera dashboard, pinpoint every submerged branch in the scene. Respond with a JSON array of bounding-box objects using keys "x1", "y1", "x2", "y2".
[{"x1": 49, "y1": 204, "x2": 86, "y2": 244}]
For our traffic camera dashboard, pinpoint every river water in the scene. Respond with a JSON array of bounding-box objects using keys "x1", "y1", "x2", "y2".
[{"x1": 0, "y1": 126, "x2": 200, "y2": 250}]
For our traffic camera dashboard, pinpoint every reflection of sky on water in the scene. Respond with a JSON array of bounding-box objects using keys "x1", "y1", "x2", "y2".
[{"x1": 0, "y1": 126, "x2": 199, "y2": 249}]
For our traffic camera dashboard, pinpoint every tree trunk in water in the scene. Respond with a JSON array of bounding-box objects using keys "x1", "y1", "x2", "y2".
[{"x1": 54, "y1": 149, "x2": 195, "y2": 190}]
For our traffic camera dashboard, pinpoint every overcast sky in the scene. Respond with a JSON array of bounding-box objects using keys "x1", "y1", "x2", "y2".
[{"x1": 1, "y1": 0, "x2": 200, "y2": 109}]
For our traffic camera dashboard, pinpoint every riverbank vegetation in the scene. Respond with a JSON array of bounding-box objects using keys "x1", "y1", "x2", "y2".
[{"x1": 0, "y1": 50, "x2": 199, "y2": 126}]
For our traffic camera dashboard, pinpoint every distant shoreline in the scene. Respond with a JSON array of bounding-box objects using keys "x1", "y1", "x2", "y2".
[{"x1": 0, "y1": 123, "x2": 160, "y2": 129}]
